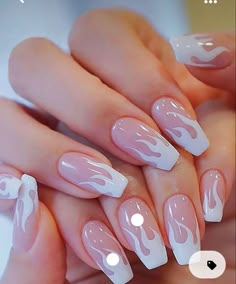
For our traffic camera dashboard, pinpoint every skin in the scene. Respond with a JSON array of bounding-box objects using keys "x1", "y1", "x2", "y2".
[{"x1": 0, "y1": 9, "x2": 235, "y2": 284}]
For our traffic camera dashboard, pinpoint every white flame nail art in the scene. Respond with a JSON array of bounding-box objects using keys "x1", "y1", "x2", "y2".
[
  {"x1": 112, "y1": 118, "x2": 179, "y2": 171},
  {"x1": 0, "y1": 174, "x2": 22, "y2": 199},
  {"x1": 170, "y1": 34, "x2": 229, "y2": 67},
  {"x1": 15, "y1": 175, "x2": 38, "y2": 232},
  {"x1": 83, "y1": 222, "x2": 133, "y2": 284},
  {"x1": 126, "y1": 131, "x2": 179, "y2": 170},
  {"x1": 78, "y1": 158, "x2": 128, "y2": 197},
  {"x1": 168, "y1": 219, "x2": 200, "y2": 265},
  {"x1": 165, "y1": 112, "x2": 209, "y2": 156},
  {"x1": 89, "y1": 245, "x2": 132, "y2": 284},
  {"x1": 124, "y1": 226, "x2": 167, "y2": 269},
  {"x1": 203, "y1": 178, "x2": 224, "y2": 222}
]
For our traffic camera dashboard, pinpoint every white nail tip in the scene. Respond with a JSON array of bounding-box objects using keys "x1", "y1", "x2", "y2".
[
  {"x1": 127, "y1": 135, "x2": 179, "y2": 171},
  {"x1": 168, "y1": 221, "x2": 200, "y2": 265},
  {"x1": 165, "y1": 112, "x2": 209, "y2": 156},
  {"x1": 203, "y1": 178, "x2": 224, "y2": 222},
  {"x1": 90, "y1": 245, "x2": 133, "y2": 284},
  {"x1": 79, "y1": 159, "x2": 128, "y2": 197},
  {"x1": 170, "y1": 34, "x2": 229, "y2": 67},
  {"x1": 0, "y1": 174, "x2": 22, "y2": 199},
  {"x1": 124, "y1": 227, "x2": 167, "y2": 269},
  {"x1": 15, "y1": 175, "x2": 38, "y2": 232}
]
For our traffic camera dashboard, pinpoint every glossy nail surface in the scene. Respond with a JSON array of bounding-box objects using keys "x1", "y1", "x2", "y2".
[
  {"x1": 82, "y1": 221, "x2": 133, "y2": 284},
  {"x1": 201, "y1": 170, "x2": 225, "y2": 222},
  {"x1": 119, "y1": 198, "x2": 167, "y2": 269},
  {"x1": 170, "y1": 34, "x2": 231, "y2": 68},
  {"x1": 164, "y1": 195, "x2": 200, "y2": 265},
  {"x1": 13, "y1": 174, "x2": 39, "y2": 252},
  {"x1": 152, "y1": 98, "x2": 209, "y2": 156},
  {"x1": 59, "y1": 153, "x2": 128, "y2": 197},
  {"x1": 0, "y1": 174, "x2": 22, "y2": 199},
  {"x1": 112, "y1": 118, "x2": 179, "y2": 170}
]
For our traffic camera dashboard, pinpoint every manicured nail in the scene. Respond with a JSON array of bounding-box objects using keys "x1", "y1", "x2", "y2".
[
  {"x1": 58, "y1": 153, "x2": 128, "y2": 197},
  {"x1": 13, "y1": 174, "x2": 39, "y2": 252},
  {"x1": 0, "y1": 174, "x2": 22, "y2": 199},
  {"x1": 119, "y1": 198, "x2": 167, "y2": 269},
  {"x1": 152, "y1": 98, "x2": 209, "y2": 156},
  {"x1": 164, "y1": 195, "x2": 200, "y2": 265},
  {"x1": 112, "y1": 118, "x2": 179, "y2": 170},
  {"x1": 82, "y1": 221, "x2": 133, "y2": 284},
  {"x1": 170, "y1": 34, "x2": 231, "y2": 68},
  {"x1": 201, "y1": 170, "x2": 225, "y2": 222}
]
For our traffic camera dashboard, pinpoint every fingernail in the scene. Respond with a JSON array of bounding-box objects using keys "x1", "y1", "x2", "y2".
[
  {"x1": 170, "y1": 34, "x2": 231, "y2": 68},
  {"x1": 201, "y1": 170, "x2": 225, "y2": 222},
  {"x1": 152, "y1": 98, "x2": 209, "y2": 156},
  {"x1": 13, "y1": 174, "x2": 39, "y2": 252},
  {"x1": 112, "y1": 118, "x2": 179, "y2": 170},
  {"x1": 82, "y1": 221, "x2": 133, "y2": 284},
  {"x1": 118, "y1": 198, "x2": 167, "y2": 269},
  {"x1": 164, "y1": 194, "x2": 200, "y2": 265},
  {"x1": 58, "y1": 153, "x2": 128, "y2": 197},
  {"x1": 0, "y1": 174, "x2": 22, "y2": 199}
]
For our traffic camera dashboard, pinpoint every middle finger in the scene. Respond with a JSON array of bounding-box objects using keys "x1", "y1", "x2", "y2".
[{"x1": 9, "y1": 38, "x2": 179, "y2": 171}]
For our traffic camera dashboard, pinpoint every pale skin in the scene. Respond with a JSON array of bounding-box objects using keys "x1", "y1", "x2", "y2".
[{"x1": 0, "y1": 9, "x2": 235, "y2": 284}]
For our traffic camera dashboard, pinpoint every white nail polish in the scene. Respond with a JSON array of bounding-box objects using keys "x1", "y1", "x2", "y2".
[
  {"x1": 83, "y1": 221, "x2": 133, "y2": 284},
  {"x1": 170, "y1": 34, "x2": 230, "y2": 68},
  {"x1": 59, "y1": 153, "x2": 128, "y2": 198},
  {"x1": 77, "y1": 160, "x2": 129, "y2": 198},
  {"x1": 168, "y1": 220, "x2": 200, "y2": 265},
  {"x1": 152, "y1": 98, "x2": 209, "y2": 156},
  {"x1": 201, "y1": 170, "x2": 225, "y2": 222},
  {"x1": 119, "y1": 198, "x2": 168, "y2": 270},
  {"x1": 112, "y1": 118, "x2": 179, "y2": 171},
  {"x1": 13, "y1": 174, "x2": 39, "y2": 252},
  {"x1": 165, "y1": 195, "x2": 201, "y2": 265},
  {"x1": 0, "y1": 174, "x2": 22, "y2": 199}
]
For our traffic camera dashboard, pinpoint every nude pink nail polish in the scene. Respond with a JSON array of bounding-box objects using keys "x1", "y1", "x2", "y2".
[
  {"x1": 13, "y1": 175, "x2": 39, "y2": 252},
  {"x1": 82, "y1": 221, "x2": 133, "y2": 284},
  {"x1": 58, "y1": 153, "x2": 128, "y2": 197},
  {"x1": 201, "y1": 170, "x2": 225, "y2": 222},
  {"x1": 170, "y1": 33, "x2": 232, "y2": 68},
  {"x1": 164, "y1": 194, "x2": 200, "y2": 265},
  {"x1": 0, "y1": 174, "x2": 22, "y2": 199},
  {"x1": 152, "y1": 98, "x2": 209, "y2": 156},
  {"x1": 118, "y1": 198, "x2": 167, "y2": 269},
  {"x1": 112, "y1": 117, "x2": 179, "y2": 170}
]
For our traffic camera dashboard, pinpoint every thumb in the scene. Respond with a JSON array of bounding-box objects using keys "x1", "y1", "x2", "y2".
[
  {"x1": 170, "y1": 32, "x2": 235, "y2": 94},
  {"x1": 0, "y1": 175, "x2": 67, "y2": 284}
]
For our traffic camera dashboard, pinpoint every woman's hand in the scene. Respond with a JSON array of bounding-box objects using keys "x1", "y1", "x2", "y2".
[
  {"x1": 0, "y1": 161, "x2": 234, "y2": 284},
  {"x1": 1, "y1": 8, "x2": 235, "y2": 284},
  {"x1": 0, "y1": 10, "x2": 213, "y2": 203}
]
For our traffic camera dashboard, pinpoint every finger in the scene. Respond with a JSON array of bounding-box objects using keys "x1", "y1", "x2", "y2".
[
  {"x1": 58, "y1": 121, "x2": 169, "y2": 269},
  {"x1": 170, "y1": 32, "x2": 236, "y2": 96},
  {"x1": 143, "y1": 149, "x2": 205, "y2": 266},
  {"x1": 195, "y1": 100, "x2": 235, "y2": 222},
  {"x1": 60, "y1": 121, "x2": 204, "y2": 267},
  {"x1": 69, "y1": 9, "x2": 209, "y2": 156},
  {"x1": 0, "y1": 175, "x2": 66, "y2": 284},
  {"x1": 0, "y1": 99, "x2": 128, "y2": 199},
  {"x1": 9, "y1": 38, "x2": 179, "y2": 171},
  {"x1": 39, "y1": 188, "x2": 134, "y2": 284},
  {"x1": 99, "y1": 158, "x2": 169, "y2": 270}
]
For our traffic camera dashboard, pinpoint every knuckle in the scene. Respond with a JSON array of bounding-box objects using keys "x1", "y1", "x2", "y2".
[{"x1": 8, "y1": 37, "x2": 53, "y2": 91}]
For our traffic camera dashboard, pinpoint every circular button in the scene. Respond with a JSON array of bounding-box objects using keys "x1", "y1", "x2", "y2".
[{"x1": 189, "y1": 251, "x2": 226, "y2": 279}]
